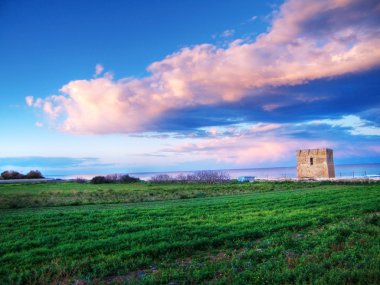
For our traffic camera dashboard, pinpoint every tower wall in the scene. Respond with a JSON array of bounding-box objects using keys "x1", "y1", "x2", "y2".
[{"x1": 296, "y1": 148, "x2": 335, "y2": 179}]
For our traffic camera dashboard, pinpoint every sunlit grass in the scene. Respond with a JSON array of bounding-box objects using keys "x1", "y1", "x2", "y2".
[
  {"x1": 0, "y1": 180, "x2": 373, "y2": 209},
  {"x1": 0, "y1": 183, "x2": 379, "y2": 284}
]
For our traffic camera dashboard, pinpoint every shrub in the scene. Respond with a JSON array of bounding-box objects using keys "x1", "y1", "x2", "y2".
[
  {"x1": 119, "y1": 174, "x2": 140, "y2": 183},
  {"x1": 90, "y1": 176, "x2": 111, "y2": 184},
  {"x1": 75, "y1": 177, "x2": 88, "y2": 183},
  {"x1": 0, "y1": 170, "x2": 44, "y2": 180},
  {"x1": 25, "y1": 170, "x2": 44, "y2": 179},
  {"x1": 150, "y1": 171, "x2": 230, "y2": 184},
  {"x1": 105, "y1": 174, "x2": 120, "y2": 182},
  {"x1": 90, "y1": 174, "x2": 140, "y2": 184},
  {"x1": 1, "y1": 171, "x2": 25, "y2": 180},
  {"x1": 150, "y1": 174, "x2": 173, "y2": 183},
  {"x1": 192, "y1": 170, "x2": 230, "y2": 183}
]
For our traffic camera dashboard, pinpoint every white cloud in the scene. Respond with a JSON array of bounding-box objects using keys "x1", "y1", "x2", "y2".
[
  {"x1": 309, "y1": 115, "x2": 380, "y2": 136},
  {"x1": 25, "y1": 96, "x2": 34, "y2": 107},
  {"x1": 221, "y1": 29, "x2": 235, "y2": 38},
  {"x1": 25, "y1": 96, "x2": 43, "y2": 108}
]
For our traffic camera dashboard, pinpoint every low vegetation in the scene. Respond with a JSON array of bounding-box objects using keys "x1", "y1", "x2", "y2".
[
  {"x1": 0, "y1": 170, "x2": 44, "y2": 180},
  {"x1": 150, "y1": 170, "x2": 230, "y2": 183},
  {"x1": 0, "y1": 183, "x2": 379, "y2": 284},
  {"x1": 0, "y1": 180, "x2": 376, "y2": 209},
  {"x1": 90, "y1": 174, "x2": 140, "y2": 184}
]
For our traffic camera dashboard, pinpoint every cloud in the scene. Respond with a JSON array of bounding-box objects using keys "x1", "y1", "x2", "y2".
[
  {"x1": 221, "y1": 29, "x2": 235, "y2": 38},
  {"x1": 309, "y1": 115, "x2": 380, "y2": 136},
  {"x1": 162, "y1": 135, "x2": 333, "y2": 165},
  {"x1": 0, "y1": 157, "x2": 99, "y2": 168},
  {"x1": 25, "y1": 96, "x2": 33, "y2": 107},
  {"x1": 25, "y1": 96, "x2": 43, "y2": 108},
  {"x1": 0, "y1": 157, "x2": 118, "y2": 176},
  {"x1": 263, "y1": 103, "x2": 282, "y2": 112},
  {"x1": 30, "y1": 0, "x2": 380, "y2": 134},
  {"x1": 94, "y1": 64, "x2": 104, "y2": 77},
  {"x1": 150, "y1": 119, "x2": 380, "y2": 166},
  {"x1": 250, "y1": 123, "x2": 282, "y2": 133},
  {"x1": 368, "y1": 145, "x2": 380, "y2": 153}
]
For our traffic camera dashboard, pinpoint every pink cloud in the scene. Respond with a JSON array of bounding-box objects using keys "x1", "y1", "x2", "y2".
[
  {"x1": 262, "y1": 104, "x2": 282, "y2": 112},
  {"x1": 163, "y1": 136, "x2": 333, "y2": 165},
  {"x1": 25, "y1": 96, "x2": 43, "y2": 108},
  {"x1": 250, "y1": 123, "x2": 282, "y2": 133},
  {"x1": 94, "y1": 64, "x2": 104, "y2": 77},
  {"x1": 368, "y1": 146, "x2": 380, "y2": 153},
  {"x1": 25, "y1": 96, "x2": 34, "y2": 107},
  {"x1": 31, "y1": 0, "x2": 380, "y2": 134}
]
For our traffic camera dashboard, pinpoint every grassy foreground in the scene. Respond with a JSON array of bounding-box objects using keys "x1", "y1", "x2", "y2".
[{"x1": 0, "y1": 183, "x2": 379, "y2": 284}]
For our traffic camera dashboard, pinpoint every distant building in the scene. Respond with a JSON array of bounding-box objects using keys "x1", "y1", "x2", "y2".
[
  {"x1": 237, "y1": 176, "x2": 255, "y2": 182},
  {"x1": 296, "y1": 148, "x2": 335, "y2": 179}
]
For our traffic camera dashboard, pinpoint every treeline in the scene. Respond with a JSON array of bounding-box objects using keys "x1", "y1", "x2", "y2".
[
  {"x1": 90, "y1": 174, "x2": 140, "y2": 184},
  {"x1": 0, "y1": 170, "x2": 44, "y2": 180},
  {"x1": 150, "y1": 170, "x2": 230, "y2": 184}
]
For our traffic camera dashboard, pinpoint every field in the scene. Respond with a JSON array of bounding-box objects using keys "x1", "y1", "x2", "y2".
[
  {"x1": 0, "y1": 181, "x2": 379, "y2": 284},
  {"x1": 0, "y1": 180, "x2": 372, "y2": 209}
]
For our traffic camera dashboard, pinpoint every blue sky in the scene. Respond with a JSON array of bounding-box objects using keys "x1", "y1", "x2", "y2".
[{"x1": 0, "y1": 0, "x2": 379, "y2": 175}]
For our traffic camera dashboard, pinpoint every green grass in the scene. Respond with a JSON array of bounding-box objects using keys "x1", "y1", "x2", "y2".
[
  {"x1": 0, "y1": 180, "x2": 373, "y2": 209},
  {"x1": 0, "y1": 183, "x2": 379, "y2": 284}
]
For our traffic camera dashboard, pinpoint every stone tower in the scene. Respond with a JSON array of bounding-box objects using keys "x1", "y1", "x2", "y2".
[{"x1": 296, "y1": 148, "x2": 335, "y2": 179}]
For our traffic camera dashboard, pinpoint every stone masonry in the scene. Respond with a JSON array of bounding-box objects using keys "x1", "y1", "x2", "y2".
[{"x1": 296, "y1": 148, "x2": 335, "y2": 179}]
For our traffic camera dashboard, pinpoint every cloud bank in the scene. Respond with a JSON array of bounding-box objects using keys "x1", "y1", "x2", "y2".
[{"x1": 29, "y1": 0, "x2": 380, "y2": 134}]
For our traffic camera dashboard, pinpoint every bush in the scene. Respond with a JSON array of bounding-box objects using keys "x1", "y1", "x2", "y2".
[
  {"x1": 75, "y1": 177, "x2": 88, "y2": 183},
  {"x1": 1, "y1": 171, "x2": 25, "y2": 180},
  {"x1": 150, "y1": 174, "x2": 173, "y2": 183},
  {"x1": 119, "y1": 174, "x2": 140, "y2": 183},
  {"x1": 192, "y1": 170, "x2": 230, "y2": 183},
  {"x1": 90, "y1": 174, "x2": 140, "y2": 184},
  {"x1": 90, "y1": 176, "x2": 111, "y2": 184},
  {"x1": 105, "y1": 174, "x2": 120, "y2": 182},
  {"x1": 25, "y1": 170, "x2": 44, "y2": 179},
  {"x1": 0, "y1": 170, "x2": 45, "y2": 180},
  {"x1": 150, "y1": 171, "x2": 230, "y2": 184}
]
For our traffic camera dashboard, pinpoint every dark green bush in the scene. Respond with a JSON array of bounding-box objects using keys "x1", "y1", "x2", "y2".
[
  {"x1": 119, "y1": 174, "x2": 140, "y2": 183},
  {"x1": 91, "y1": 176, "x2": 111, "y2": 184},
  {"x1": 90, "y1": 174, "x2": 140, "y2": 184}
]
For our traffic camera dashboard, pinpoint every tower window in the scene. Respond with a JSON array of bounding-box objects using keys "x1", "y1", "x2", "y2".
[{"x1": 310, "y1": 157, "x2": 314, "y2": 165}]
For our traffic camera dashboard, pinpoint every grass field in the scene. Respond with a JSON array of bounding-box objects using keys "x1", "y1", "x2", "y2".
[
  {"x1": 0, "y1": 182, "x2": 379, "y2": 284},
  {"x1": 0, "y1": 180, "x2": 372, "y2": 209}
]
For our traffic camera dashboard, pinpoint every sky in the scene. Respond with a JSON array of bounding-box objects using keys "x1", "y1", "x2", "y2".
[{"x1": 0, "y1": 0, "x2": 380, "y2": 176}]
